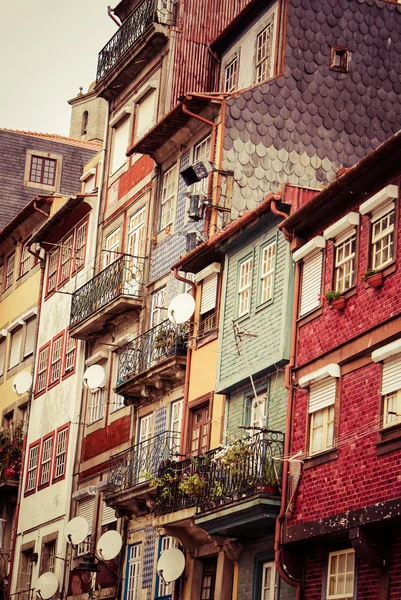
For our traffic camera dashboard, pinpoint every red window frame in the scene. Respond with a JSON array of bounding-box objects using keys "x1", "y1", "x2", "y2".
[
  {"x1": 72, "y1": 218, "x2": 88, "y2": 275},
  {"x1": 35, "y1": 343, "x2": 50, "y2": 397},
  {"x1": 48, "y1": 333, "x2": 65, "y2": 388},
  {"x1": 58, "y1": 232, "x2": 75, "y2": 285},
  {"x1": 25, "y1": 440, "x2": 41, "y2": 495},
  {"x1": 52, "y1": 424, "x2": 70, "y2": 482},
  {"x1": 29, "y1": 155, "x2": 57, "y2": 186},
  {"x1": 46, "y1": 248, "x2": 60, "y2": 297},
  {"x1": 38, "y1": 431, "x2": 55, "y2": 489},
  {"x1": 62, "y1": 329, "x2": 77, "y2": 379}
]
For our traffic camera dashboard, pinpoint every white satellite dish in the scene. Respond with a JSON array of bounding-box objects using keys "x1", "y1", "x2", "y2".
[
  {"x1": 96, "y1": 530, "x2": 123, "y2": 561},
  {"x1": 83, "y1": 364, "x2": 106, "y2": 390},
  {"x1": 13, "y1": 371, "x2": 33, "y2": 395},
  {"x1": 65, "y1": 516, "x2": 89, "y2": 545},
  {"x1": 157, "y1": 548, "x2": 185, "y2": 583},
  {"x1": 167, "y1": 294, "x2": 195, "y2": 324},
  {"x1": 36, "y1": 572, "x2": 59, "y2": 599}
]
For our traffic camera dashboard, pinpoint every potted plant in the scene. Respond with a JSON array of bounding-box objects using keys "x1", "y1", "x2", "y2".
[
  {"x1": 212, "y1": 436, "x2": 255, "y2": 477},
  {"x1": 361, "y1": 269, "x2": 383, "y2": 288},
  {"x1": 324, "y1": 290, "x2": 346, "y2": 310},
  {"x1": 178, "y1": 472, "x2": 207, "y2": 497}
]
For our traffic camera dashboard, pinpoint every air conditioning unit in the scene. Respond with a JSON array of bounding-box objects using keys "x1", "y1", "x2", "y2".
[
  {"x1": 186, "y1": 232, "x2": 197, "y2": 253},
  {"x1": 187, "y1": 194, "x2": 203, "y2": 221}
]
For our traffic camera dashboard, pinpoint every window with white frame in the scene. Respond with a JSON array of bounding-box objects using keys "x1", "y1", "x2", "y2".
[
  {"x1": 250, "y1": 392, "x2": 268, "y2": 430},
  {"x1": 26, "y1": 443, "x2": 39, "y2": 492},
  {"x1": 5, "y1": 253, "x2": 15, "y2": 290},
  {"x1": 0, "y1": 338, "x2": 5, "y2": 377},
  {"x1": 371, "y1": 202, "x2": 395, "y2": 270},
  {"x1": 238, "y1": 256, "x2": 253, "y2": 317},
  {"x1": 199, "y1": 273, "x2": 218, "y2": 336},
  {"x1": 192, "y1": 135, "x2": 211, "y2": 196},
  {"x1": 260, "y1": 240, "x2": 276, "y2": 303},
  {"x1": 334, "y1": 230, "x2": 356, "y2": 293},
  {"x1": 157, "y1": 537, "x2": 178, "y2": 598},
  {"x1": 255, "y1": 17, "x2": 275, "y2": 83},
  {"x1": 260, "y1": 561, "x2": 278, "y2": 600},
  {"x1": 110, "y1": 118, "x2": 131, "y2": 175},
  {"x1": 103, "y1": 228, "x2": 121, "y2": 268},
  {"x1": 88, "y1": 360, "x2": 107, "y2": 423},
  {"x1": 47, "y1": 248, "x2": 59, "y2": 293},
  {"x1": 39, "y1": 436, "x2": 53, "y2": 486},
  {"x1": 151, "y1": 287, "x2": 166, "y2": 327},
  {"x1": 160, "y1": 165, "x2": 177, "y2": 230},
  {"x1": 36, "y1": 346, "x2": 49, "y2": 393},
  {"x1": 54, "y1": 427, "x2": 68, "y2": 479},
  {"x1": 23, "y1": 317, "x2": 36, "y2": 358},
  {"x1": 126, "y1": 544, "x2": 142, "y2": 600},
  {"x1": 135, "y1": 89, "x2": 157, "y2": 140},
  {"x1": 326, "y1": 549, "x2": 355, "y2": 600},
  {"x1": 64, "y1": 332, "x2": 76, "y2": 375},
  {"x1": 75, "y1": 221, "x2": 88, "y2": 271},
  {"x1": 224, "y1": 57, "x2": 238, "y2": 92},
  {"x1": 49, "y1": 335, "x2": 63, "y2": 384},
  {"x1": 379, "y1": 353, "x2": 401, "y2": 428},
  {"x1": 19, "y1": 243, "x2": 34, "y2": 277},
  {"x1": 309, "y1": 378, "x2": 336, "y2": 455},
  {"x1": 59, "y1": 233, "x2": 74, "y2": 283},
  {"x1": 297, "y1": 248, "x2": 324, "y2": 317},
  {"x1": 111, "y1": 355, "x2": 125, "y2": 412},
  {"x1": 9, "y1": 327, "x2": 23, "y2": 370},
  {"x1": 127, "y1": 208, "x2": 145, "y2": 292},
  {"x1": 170, "y1": 399, "x2": 183, "y2": 448},
  {"x1": 76, "y1": 497, "x2": 94, "y2": 556}
]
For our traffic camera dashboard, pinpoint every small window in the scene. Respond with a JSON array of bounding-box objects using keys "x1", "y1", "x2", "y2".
[
  {"x1": 19, "y1": 243, "x2": 34, "y2": 278},
  {"x1": 199, "y1": 273, "x2": 218, "y2": 337},
  {"x1": 370, "y1": 202, "x2": 395, "y2": 270},
  {"x1": 0, "y1": 338, "x2": 6, "y2": 377},
  {"x1": 59, "y1": 233, "x2": 74, "y2": 284},
  {"x1": 39, "y1": 434, "x2": 54, "y2": 487},
  {"x1": 9, "y1": 327, "x2": 23, "y2": 370},
  {"x1": 47, "y1": 248, "x2": 59, "y2": 294},
  {"x1": 245, "y1": 387, "x2": 269, "y2": 430},
  {"x1": 54, "y1": 426, "x2": 69, "y2": 480},
  {"x1": 190, "y1": 404, "x2": 210, "y2": 455},
  {"x1": 81, "y1": 111, "x2": 89, "y2": 135},
  {"x1": 299, "y1": 250, "x2": 323, "y2": 317},
  {"x1": 192, "y1": 135, "x2": 211, "y2": 196},
  {"x1": 160, "y1": 165, "x2": 178, "y2": 230},
  {"x1": 135, "y1": 89, "x2": 157, "y2": 140},
  {"x1": 110, "y1": 118, "x2": 130, "y2": 175},
  {"x1": 308, "y1": 378, "x2": 336, "y2": 455},
  {"x1": 200, "y1": 558, "x2": 217, "y2": 600},
  {"x1": 381, "y1": 354, "x2": 401, "y2": 428},
  {"x1": 170, "y1": 399, "x2": 183, "y2": 437},
  {"x1": 88, "y1": 360, "x2": 107, "y2": 423},
  {"x1": 150, "y1": 287, "x2": 166, "y2": 328},
  {"x1": 63, "y1": 332, "x2": 77, "y2": 376},
  {"x1": 126, "y1": 544, "x2": 142, "y2": 600},
  {"x1": 49, "y1": 334, "x2": 64, "y2": 385},
  {"x1": 76, "y1": 497, "x2": 94, "y2": 556},
  {"x1": 326, "y1": 549, "x2": 355, "y2": 599},
  {"x1": 75, "y1": 220, "x2": 88, "y2": 271},
  {"x1": 29, "y1": 156, "x2": 57, "y2": 186},
  {"x1": 259, "y1": 240, "x2": 276, "y2": 304},
  {"x1": 255, "y1": 19, "x2": 275, "y2": 83},
  {"x1": 5, "y1": 253, "x2": 15, "y2": 290},
  {"x1": 36, "y1": 345, "x2": 50, "y2": 394},
  {"x1": 41, "y1": 539, "x2": 56, "y2": 574},
  {"x1": 238, "y1": 256, "x2": 253, "y2": 317},
  {"x1": 224, "y1": 57, "x2": 238, "y2": 92},
  {"x1": 24, "y1": 317, "x2": 37, "y2": 358},
  {"x1": 334, "y1": 230, "x2": 356, "y2": 293},
  {"x1": 330, "y1": 46, "x2": 349, "y2": 73},
  {"x1": 260, "y1": 561, "x2": 278, "y2": 600},
  {"x1": 103, "y1": 227, "x2": 121, "y2": 268},
  {"x1": 26, "y1": 442, "x2": 40, "y2": 492}
]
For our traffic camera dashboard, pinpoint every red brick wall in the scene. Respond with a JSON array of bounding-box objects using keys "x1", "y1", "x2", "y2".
[
  {"x1": 81, "y1": 415, "x2": 131, "y2": 462},
  {"x1": 118, "y1": 155, "x2": 153, "y2": 200}
]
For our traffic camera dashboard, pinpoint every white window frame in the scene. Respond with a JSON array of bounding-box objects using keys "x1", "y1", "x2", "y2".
[
  {"x1": 126, "y1": 543, "x2": 142, "y2": 600},
  {"x1": 40, "y1": 436, "x2": 53, "y2": 486},
  {"x1": 255, "y1": 16, "x2": 275, "y2": 83},
  {"x1": 23, "y1": 317, "x2": 36, "y2": 358},
  {"x1": 59, "y1": 233, "x2": 74, "y2": 284},
  {"x1": 49, "y1": 335, "x2": 63, "y2": 384},
  {"x1": 308, "y1": 377, "x2": 337, "y2": 456},
  {"x1": 111, "y1": 354, "x2": 125, "y2": 412},
  {"x1": 260, "y1": 561, "x2": 277, "y2": 600},
  {"x1": 171, "y1": 399, "x2": 183, "y2": 437},
  {"x1": 26, "y1": 444, "x2": 39, "y2": 492},
  {"x1": 9, "y1": 327, "x2": 23, "y2": 370},
  {"x1": 110, "y1": 117, "x2": 131, "y2": 176},
  {"x1": 160, "y1": 164, "x2": 178, "y2": 230},
  {"x1": 36, "y1": 346, "x2": 49, "y2": 393},
  {"x1": 5, "y1": 253, "x2": 15, "y2": 290},
  {"x1": 309, "y1": 405, "x2": 335, "y2": 456},
  {"x1": 334, "y1": 230, "x2": 356, "y2": 293},
  {"x1": 238, "y1": 256, "x2": 253, "y2": 317},
  {"x1": 90, "y1": 388, "x2": 106, "y2": 423},
  {"x1": 151, "y1": 287, "x2": 166, "y2": 328},
  {"x1": 19, "y1": 243, "x2": 34, "y2": 277},
  {"x1": 371, "y1": 202, "x2": 395, "y2": 270},
  {"x1": 260, "y1": 240, "x2": 276, "y2": 304},
  {"x1": 326, "y1": 549, "x2": 355, "y2": 600},
  {"x1": 224, "y1": 57, "x2": 238, "y2": 92},
  {"x1": 54, "y1": 427, "x2": 68, "y2": 479},
  {"x1": 158, "y1": 537, "x2": 179, "y2": 597},
  {"x1": 75, "y1": 220, "x2": 88, "y2": 271},
  {"x1": 47, "y1": 248, "x2": 59, "y2": 293},
  {"x1": 192, "y1": 135, "x2": 211, "y2": 196},
  {"x1": 103, "y1": 227, "x2": 121, "y2": 268},
  {"x1": 64, "y1": 333, "x2": 76, "y2": 374}
]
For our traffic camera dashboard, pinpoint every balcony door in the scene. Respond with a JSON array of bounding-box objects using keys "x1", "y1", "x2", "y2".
[
  {"x1": 103, "y1": 227, "x2": 121, "y2": 268},
  {"x1": 126, "y1": 208, "x2": 145, "y2": 296},
  {"x1": 190, "y1": 405, "x2": 210, "y2": 456},
  {"x1": 170, "y1": 399, "x2": 183, "y2": 456},
  {"x1": 137, "y1": 413, "x2": 153, "y2": 483}
]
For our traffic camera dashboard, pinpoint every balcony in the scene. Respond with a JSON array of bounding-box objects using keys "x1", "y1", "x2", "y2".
[
  {"x1": 69, "y1": 257, "x2": 144, "y2": 340},
  {"x1": 95, "y1": 0, "x2": 172, "y2": 98},
  {"x1": 155, "y1": 432, "x2": 284, "y2": 537},
  {"x1": 115, "y1": 319, "x2": 187, "y2": 403},
  {"x1": 105, "y1": 430, "x2": 180, "y2": 513},
  {"x1": 0, "y1": 424, "x2": 22, "y2": 498}
]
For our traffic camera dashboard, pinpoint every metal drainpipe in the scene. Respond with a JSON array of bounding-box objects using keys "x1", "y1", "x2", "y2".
[{"x1": 172, "y1": 268, "x2": 196, "y2": 456}]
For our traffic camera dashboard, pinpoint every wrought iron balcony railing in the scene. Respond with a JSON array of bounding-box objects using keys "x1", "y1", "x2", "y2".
[
  {"x1": 96, "y1": 0, "x2": 174, "y2": 82},
  {"x1": 154, "y1": 431, "x2": 284, "y2": 516},
  {"x1": 106, "y1": 430, "x2": 181, "y2": 495},
  {"x1": 117, "y1": 319, "x2": 187, "y2": 384},
  {"x1": 70, "y1": 257, "x2": 143, "y2": 330}
]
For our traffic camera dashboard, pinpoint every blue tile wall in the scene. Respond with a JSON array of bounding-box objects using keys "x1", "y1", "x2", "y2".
[
  {"x1": 155, "y1": 406, "x2": 167, "y2": 436},
  {"x1": 142, "y1": 525, "x2": 156, "y2": 589}
]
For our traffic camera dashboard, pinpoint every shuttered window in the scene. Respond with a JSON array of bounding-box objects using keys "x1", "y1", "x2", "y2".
[
  {"x1": 299, "y1": 250, "x2": 323, "y2": 317},
  {"x1": 9, "y1": 328, "x2": 23, "y2": 369},
  {"x1": 24, "y1": 318, "x2": 36, "y2": 357},
  {"x1": 111, "y1": 118, "x2": 130, "y2": 175},
  {"x1": 309, "y1": 378, "x2": 337, "y2": 414},
  {"x1": 200, "y1": 273, "x2": 218, "y2": 315},
  {"x1": 101, "y1": 501, "x2": 116, "y2": 526},
  {"x1": 77, "y1": 497, "x2": 94, "y2": 556},
  {"x1": 382, "y1": 354, "x2": 401, "y2": 428},
  {"x1": 0, "y1": 339, "x2": 5, "y2": 377},
  {"x1": 135, "y1": 90, "x2": 156, "y2": 139},
  {"x1": 309, "y1": 378, "x2": 336, "y2": 456}
]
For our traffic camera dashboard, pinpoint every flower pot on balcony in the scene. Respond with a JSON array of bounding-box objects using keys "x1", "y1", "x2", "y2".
[
  {"x1": 258, "y1": 483, "x2": 276, "y2": 494},
  {"x1": 329, "y1": 297, "x2": 346, "y2": 310},
  {"x1": 365, "y1": 272, "x2": 383, "y2": 288}
]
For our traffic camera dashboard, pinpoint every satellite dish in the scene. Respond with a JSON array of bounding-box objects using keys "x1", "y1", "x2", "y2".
[
  {"x1": 96, "y1": 530, "x2": 123, "y2": 561},
  {"x1": 65, "y1": 517, "x2": 89, "y2": 545},
  {"x1": 36, "y1": 572, "x2": 59, "y2": 599},
  {"x1": 83, "y1": 364, "x2": 106, "y2": 390},
  {"x1": 167, "y1": 294, "x2": 195, "y2": 324},
  {"x1": 13, "y1": 371, "x2": 33, "y2": 395},
  {"x1": 157, "y1": 548, "x2": 185, "y2": 583}
]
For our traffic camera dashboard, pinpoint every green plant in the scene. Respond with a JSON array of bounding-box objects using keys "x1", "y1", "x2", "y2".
[
  {"x1": 324, "y1": 290, "x2": 343, "y2": 305},
  {"x1": 0, "y1": 422, "x2": 23, "y2": 479},
  {"x1": 143, "y1": 470, "x2": 179, "y2": 499},
  {"x1": 213, "y1": 436, "x2": 254, "y2": 477},
  {"x1": 178, "y1": 472, "x2": 207, "y2": 496},
  {"x1": 209, "y1": 481, "x2": 224, "y2": 501},
  {"x1": 361, "y1": 268, "x2": 378, "y2": 281}
]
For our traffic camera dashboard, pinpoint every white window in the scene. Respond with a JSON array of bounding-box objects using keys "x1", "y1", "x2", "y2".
[
  {"x1": 309, "y1": 378, "x2": 336, "y2": 455},
  {"x1": 0, "y1": 339, "x2": 5, "y2": 377},
  {"x1": 381, "y1": 354, "x2": 401, "y2": 428},
  {"x1": 299, "y1": 250, "x2": 323, "y2": 317},
  {"x1": 59, "y1": 233, "x2": 74, "y2": 283},
  {"x1": 326, "y1": 549, "x2": 355, "y2": 600},
  {"x1": 371, "y1": 202, "x2": 395, "y2": 270},
  {"x1": 224, "y1": 57, "x2": 238, "y2": 92},
  {"x1": 126, "y1": 544, "x2": 142, "y2": 600},
  {"x1": 251, "y1": 394, "x2": 267, "y2": 429},
  {"x1": 84, "y1": 173, "x2": 96, "y2": 193},
  {"x1": 40, "y1": 436, "x2": 53, "y2": 486},
  {"x1": 334, "y1": 230, "x2": 356, "y2": 293},
  {"x1": 23, "y1": 317, "x2": 36, "y2": 358},
  {"x1": 77, "y1": 497, "x2": 94, "y2": 556},
  {"x1": 26, "y1": 444, "x2": 39, "y2": 492},
  {"x1": 158, "y1": 537, "x2": 179, "y2": 597},
  {"x1": 90, "y1": 388, "x2": 106, "y2": 423},
  {"x1": 126, "y1": 208, "x2": 146, "y2": 293},
  {"x1": 103, "y1": 228, "x2": 121, "y2": 268},
  {"x1": 101, "y1": 501, "x2": 117, "y2": 527},
  {"x1": 238, "y1": 257, "x2": 253, "y2": 317},
  {"x1": 36, "y1": 346, "x2": 49, "y2": 393},
  {"x1": 110, "y1": 118, "x2": 130, "y2": 175},
  {"x1": 64, "y1": 333, "x2": 76, "y2": 374},
  {"x1": 54, "y1": 427, "x2": 68, "y2": 479},
  {"x1": 135, "y1": 90, "x2": 156, "y2": 140},
  {"x1": 75, "y1": 221, "x2": 87, "y2": 271},
  {"x1": 255, "y1": 18, "x2": 275, "y2": 83},
  {"x1": 192, "y1": 136, "x2": 211, "y2": 196},
  {"x1": 9, "y1": 327, "x2": 23, "y2": 370},
  {"x1": 199, "y1": 273, "x2": 218, "y2": 335},
  {"x1": 47, "y1": 248, "x2": 59, "y2": 293},
  {"x1": 151, "y1": 287, "x2": 166, "y2": 327},
  {"x1": 261, "y1": 561, "x2": 278, "y2": 600},
  {"x1": 19, "y1": 243, "x2": 34, "y2": 277},
  {"x1": 171, "y1": 399, "x2": 183, "y2": 437},
  {"x1": 160, "y1": 165, "x2": 177, "y2": 230},
  {"x1": 260, "y1": 241, "x2": 276, "y2": 303},
  {"x1": 5, "y1": 253, "x2": 15, "y2": 290},
  {"x1": 111, "y1": 355, "x2": 125, "y2": 412},
  {"x1": 49, "y1": 335, "x2": 63, "y2": 384}
]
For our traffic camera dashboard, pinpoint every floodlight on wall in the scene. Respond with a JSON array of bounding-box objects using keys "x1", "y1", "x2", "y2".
[
  {"x1": 187, "y1": 194, "x2": 204, "y2": 221},
  {"x1": 180, "y1": 161, "x2": 214, "y2": 186},
  {"x1": 74, "y1": 554, "x2": 100, "y2": 574}
]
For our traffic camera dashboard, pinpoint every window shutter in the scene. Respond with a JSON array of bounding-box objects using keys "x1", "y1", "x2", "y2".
[
  {"x1": 200, "y1": 273, "x2": 218, "y2": 315},
  {"x1": 382, "y1": 355, "x2": 401, "y2": 395},
  {"x1": 309, "y1": 378, "x2": 336, "y2": 414},
  {"x1": 9, "y1": 328, "x2": 23, "y2": 369},
  {"x1": 101, "y1": 501, "x2": 116, "y2": 526},
  {"x1": 300, "y1": 251, "x2": 323, "y2": 317},
  {"x1": 111, "y1": 119, "x2": 130, "y2": 174},
  {"x1": 0, "y1": 340, "x2": 5, "y2": 377},
  {"x1": 24, "y1": 318, "x2": 36, "y2": 357},
  {"x1": 135, "y1": 90, "x2": 156, "y2": 138},
  {"x1": 78, "y1": 497, "x2": 95, "y2": 533}
]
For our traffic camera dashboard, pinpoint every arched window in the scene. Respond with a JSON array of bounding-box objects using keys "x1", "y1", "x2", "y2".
[{"x1": 81, "y1": 111, "x2": 89, "y2": 135}]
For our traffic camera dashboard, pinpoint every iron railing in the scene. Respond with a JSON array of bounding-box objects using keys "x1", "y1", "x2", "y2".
[
  {"x1": 117, "y1": 319, "x2": 187, "y2": 384},
  {"x1": 96, "y1": 0, "x2": 175, "y2": 81},
  {"x1": 8, "y1": 589, "x2": 36, "y2": 600},
  {"x1": 70, "y1": 257, "x2": 144, "y2": 330},
  {"x1": 155, "y1": 431, "x2": 284, "y2": 516},
  {"x1": 106, "y1": 430, "x2": 181, "y2": 495}
]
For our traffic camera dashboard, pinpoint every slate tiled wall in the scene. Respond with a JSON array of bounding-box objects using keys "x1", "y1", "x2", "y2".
[{"x1": 223, "y1": 0, "x2": 401, "y2": 217}]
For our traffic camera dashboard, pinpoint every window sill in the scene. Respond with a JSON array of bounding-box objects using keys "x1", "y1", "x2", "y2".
[
  {"x1": 255, "y1": 297, "x2": 274, "y2": 314},
  {"x1": 376, "y1": 423, "x2": 401, "y2": 456},
  {"x1": 297, "y1": 306, "x2": 323, "y2": 327},
  {"x1": 108, "y1": 161, "x2": 129, "y2": 186},
  {"x1": 196, "y1": 329, "x2": 218, "y2": 348},
  {"x1": 303, "y1": 448, "x2": 338, "y2": 470}
]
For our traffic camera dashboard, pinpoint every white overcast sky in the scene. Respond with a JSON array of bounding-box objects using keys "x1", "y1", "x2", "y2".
[{"x1": 0, "y1": 0, "x2": 117, "y2": 136}]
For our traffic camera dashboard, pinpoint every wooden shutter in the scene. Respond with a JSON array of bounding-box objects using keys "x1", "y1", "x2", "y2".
[
  {"x1": 24, "y1": 318, "x2": 36, "y2": 357},
  {"x1": 111, "y1": 119, "x2": 130, "y2": 174},
  {"x1": 200, "y1": 273, "x2": 218, "y2": 315},
  {"x1": 78, "y1": 497, "x2": 95, "y2": 533},
  {"x1": 9, "y1": 328, "x2": 23, "y2": 369},
  {"x1": 299, "y1": 251, "x2": 323, "y2": 317},
  {"x1": 0, "y1": 339, "x2": 5, "y2": 377},
  {"x1": 135, "y1": 90, "x2": 156, "y2": 138},
  {"x1": 382, "y1": 355, "x2": 401, "y2": 395},
  {"x1": 309, "y1": 378, "x2": 336, "y2": 414},
  {"x1": 101, "y1": 501, "x2": 116, "y2": 526}
]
